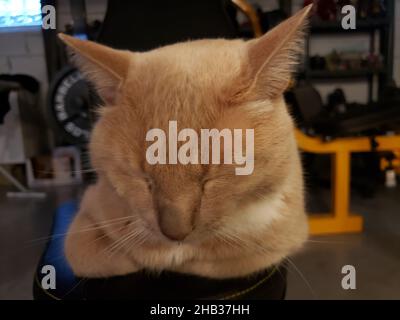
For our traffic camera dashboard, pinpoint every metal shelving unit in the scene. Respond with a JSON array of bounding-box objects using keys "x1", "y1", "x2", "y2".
[{"x1": 281, "y1": 0, "x2": 395, "y2": 103}]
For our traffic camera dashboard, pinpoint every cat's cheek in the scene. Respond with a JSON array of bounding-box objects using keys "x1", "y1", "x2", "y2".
[
  {"x1": 195, "y1": 198, "x2": 222, "y2": 232},
  {"x1": 200, "y1": 187, "x2": 230, "y2": 213},
  {"x1": 122, "y1": 195, "x2": 158, "y2": 231}
]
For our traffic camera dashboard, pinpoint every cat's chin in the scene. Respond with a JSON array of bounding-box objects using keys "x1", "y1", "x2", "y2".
[
  {"x1": 132, "y1": 231, "x2": 308, "y2": 279},
  {"x1": 124, "y1": 201, "x2": 308, "y2": 279}
]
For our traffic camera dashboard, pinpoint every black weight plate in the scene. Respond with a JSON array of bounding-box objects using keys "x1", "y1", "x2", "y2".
[{"x1": 48, "y1": 66, "x2": 99, "y2": 145}]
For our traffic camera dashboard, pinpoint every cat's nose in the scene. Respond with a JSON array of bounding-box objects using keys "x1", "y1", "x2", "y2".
[
  {"x1": 158, "y1": 206, "x2": 193, "y2": 241},
  {"x1": 161, "y1": 226, "x2": 190, "y2": 242}
]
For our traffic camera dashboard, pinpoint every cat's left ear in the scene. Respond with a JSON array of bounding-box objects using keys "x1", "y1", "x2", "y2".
[
  {"x1": 245, "y1": 4, "x2": 312, "y2": 100},
  {"x1": 58, "y1": 34, "x2": 131, "y2": 104}
]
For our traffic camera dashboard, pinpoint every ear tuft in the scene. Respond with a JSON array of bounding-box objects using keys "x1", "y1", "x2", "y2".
[
  {"x1": 246, "y1": 4, "x2": 312, "y2": 100},
  {"x1": 58, "y1": 33, "x2": 132, "y2": 104}
]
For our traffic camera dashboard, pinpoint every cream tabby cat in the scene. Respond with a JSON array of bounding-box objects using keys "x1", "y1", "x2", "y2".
[{"x1": 60, "y1": 5, "x2": 312, "y2": 279}]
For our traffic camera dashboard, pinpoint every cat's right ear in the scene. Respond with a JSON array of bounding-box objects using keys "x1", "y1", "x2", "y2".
[
  {"x1": 244, "y1": 5, "x2": 312, "y2": 101},
  {"x1": 58, "y1": 34, "x2": 131, "y2": 104}
]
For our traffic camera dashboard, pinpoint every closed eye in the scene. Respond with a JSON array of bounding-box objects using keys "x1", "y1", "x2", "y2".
[
  {"x1": 115, "y1": 167, "x2": 154, "y2": 190},
  {"x1": 145, "y1": 177, "x2": 154, "y2": 192},
  {"x1": 201, "y1": 179, "x2": 210, "y2": 192}
]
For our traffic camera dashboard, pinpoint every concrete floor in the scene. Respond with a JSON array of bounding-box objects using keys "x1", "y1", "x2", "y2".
[
  {"x1": 0, "y1": 185, "x2": 82, "y2": 300},
  {"x1": 287, "y1": 186, "x2": 400, "y2": 299},
  {"x1": 0, "y1": 184, "x2": 399, "y2": 300}
]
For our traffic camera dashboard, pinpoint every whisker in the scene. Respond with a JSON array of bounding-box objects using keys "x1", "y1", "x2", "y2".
[
  {"x1": 285, "y1": 257, "x2": 316, "y2": 299},
  {"x1": 109, "y1": 227, "x2": 150, "y2": 258},
  {"x1": 26, "y1": 216, "x2": 136, "y2": 245},
  {"x1": 105, "y1": 229, "x2": 144, "y2": 258},
  {"x1": 30, "y1": 223, "x2": 134, "y2": 265},
  {"x1": 35, "y1": 168, "x2": 97, "y2": 175},
  {"x1": 216, "y1": 231, "x2": 243, "y2": 249},
  {"x1": 305, "y1": 239, "x2": 348, "y2": 244},
  {"x1": 217, "y1": 229, "x2": 269, "y2": 255},
  {"x1": 62, "y1": 277, "x2": 88, "y2": 299},
  {"x1": 85, "y1": 224, "x2": 128, "y2": 248}
]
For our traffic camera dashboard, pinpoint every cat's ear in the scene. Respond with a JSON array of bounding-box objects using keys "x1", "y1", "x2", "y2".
[
  {"x1": 245, "y1": 4, "x2": 312, "y2": 100},
  {"x1": 58, "y1": 33, "x2": 131, "y2": 104}
]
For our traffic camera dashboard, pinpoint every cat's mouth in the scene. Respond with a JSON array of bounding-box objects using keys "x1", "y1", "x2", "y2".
[{"x1": 118, "y1": 216, "x2": 202, "y2": 249}]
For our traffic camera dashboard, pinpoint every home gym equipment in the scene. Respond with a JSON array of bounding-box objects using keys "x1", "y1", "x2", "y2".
[
  {"x1": 258, "y1": 1, "x2": 399, "y2": 235},
  {"x1": 295, "y1": 129, "x2": 400, "y2": 235},
  {"x1": 287, "y1": 84, "x2": 400, "y2": 140},
  {"x1": 48, "y1": 66, "x2": 98, "y2": 144},
  {"x1": 302, "y1": 0, "x2": 395, "y2": 104},
  {"x1": 46, "y1": 0, "x2": 100, "y2": 145}
]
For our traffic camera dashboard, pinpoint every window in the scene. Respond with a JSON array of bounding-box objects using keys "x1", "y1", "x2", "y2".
[{"x1": 0, "y1": 0, "x2": 41, "y2": 28}]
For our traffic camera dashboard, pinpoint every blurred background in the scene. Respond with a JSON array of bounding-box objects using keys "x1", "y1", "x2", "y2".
[{"x1": 0, "y1": 0, "x2": 399, "y2": 300}]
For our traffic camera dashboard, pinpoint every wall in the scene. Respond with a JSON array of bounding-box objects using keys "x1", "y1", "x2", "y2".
[
  {"x1": 56, "y1": 0, "x2": 107, "y2": 30},
  {"x1": 0, "y1": 0, "x2": 108, "y2": 104},
  {"x1": 0, "y1": 0, "x2": 108, "y2": 156},
  {"x1": 0, "y1": 28, "x2": 48, "y2": 105}
]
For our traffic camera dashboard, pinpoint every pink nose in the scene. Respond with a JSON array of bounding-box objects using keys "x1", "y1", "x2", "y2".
[{"x1": 158, "y1": 206, "x2": 193, "y2": 241}]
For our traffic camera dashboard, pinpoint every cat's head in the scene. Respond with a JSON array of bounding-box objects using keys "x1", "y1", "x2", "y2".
[{"x1": 59, "y1": 6, "x2": 310, "y2": 246}]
